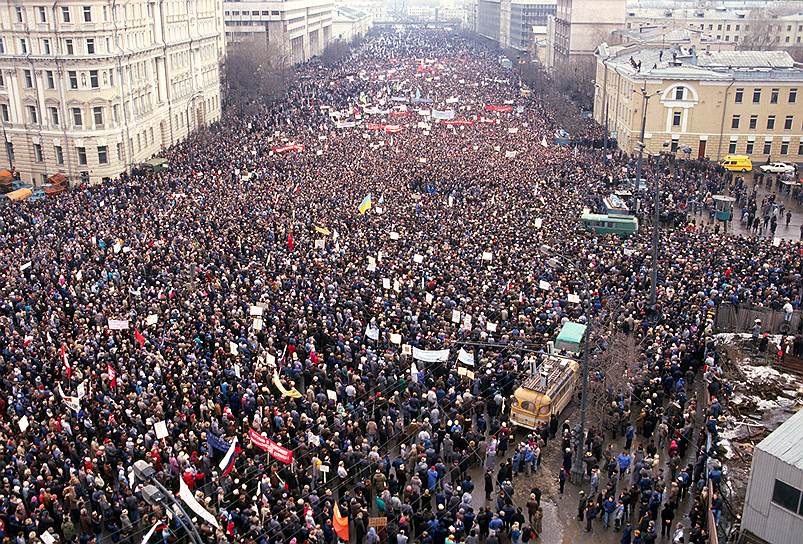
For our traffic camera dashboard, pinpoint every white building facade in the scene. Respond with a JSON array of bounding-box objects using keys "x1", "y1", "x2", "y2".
[
  {"x1": 223, "y1": 0, "x2": 333, "y2": 64},
  {"x1": 0, "y1": 0, "x2": 226, "y2": 185}
]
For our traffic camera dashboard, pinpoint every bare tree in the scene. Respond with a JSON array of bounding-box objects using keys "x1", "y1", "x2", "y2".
[
  {"x1": 738, "y1": 16, "x2": 780, "y2": 50},
  {"x1": 320, "y1": 39, "x2": 353, "y2": 67},
  {"x1": 586, "y1": 332, "x2": 638, "y2": 434},
  {"x1": 222, "y1": 37, "x2": 294, "y2": 110}
]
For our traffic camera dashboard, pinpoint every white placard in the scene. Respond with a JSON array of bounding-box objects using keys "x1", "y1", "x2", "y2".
[
  {"x1": 327, "y1": 390, "x2": 337, "y2": 401},
  {"x1": 390, "y1": 231, "x2": 400, "y2": 240},
  {"x1": 19, "y1": 415, "x2": 29, "y2": 432},
  {"x1": 76, "y1": 381, "x2": 87, "y2": 399},
  {"x1": 368, "y1": 256, "x2": 376, "y2": 267},
  {"x1": 413, "y1": 254, "x2": 424, "y2": 264},
  {"x1": 266, "y1": 353, "x2": 276, "y2": 367},
  {"x1": 394, "y1": 279, "x2": 401, "y2": 292},
  {"x1": 568, "y1": 293, "x2": 580, "y2": 304},
  {"x1": 402, "y1": 344, "x2": 412, "y2": 355},
  {"x1": 539, "y1": 280, "x2": 551, "y2": 291},
  {"x1": 426, "y1": 293, "x2": 434, "y2": 304},
  {"x1": 486, "y1": 322, "x2": 498, "y2": 332},
  {"x1": 367, "y1": 263, "x2": 377, "y2": 272},
  {"x1": 154, "y1": 420, "x2": 168, "y2": 439},
  {"x1": 146, "y1": 314, "x2": 159, "y2": 326},
  {"x1": 234, "y1": 363, "x2": 241, "y2": 378},
  {"x1": 390, "y1": 333, "x2": 402, "y2": 345},
  {"x1": 314, "y1": 239, "x2": 325, "y2": 249},
  {"x1": 108, "y1": 319, "x2": 130, "y2": 330},
  {"x1": 482, "y1": 251, "x2": 492, "y2": 261},
  {"x1": 451, "y1": 310, "x2": 461, "y2": 323},
  {"x1": 40, "y1": 532, "x2": 55, "y2": 544},
  {"x1": 229, "y1": 341, "x2": 238, "y2": 355},
  {"x1": 20, "y1": 261, "x2": 32, "y2": 271},
  {"x1": 253, "y1": 317, "x2": 263, "y2": 331},
  {"x1": 320, "y1": 464, "x2": 330, "y2": 473},
  {"x1": 250, "y1": 305, "x2": 264, "y2": 316},
  {"x1": 534, "y1": 218, "x2": 543, "y2": 229},
  {"x1": 113, "y1": 241, "x2": 122, "y2": 254},
  {"x1": 772, "y1": 237, "x2": 781, "y2": 247},
  {"x1": 382, "y1": 278, "x2": 391, "y2": 289}
]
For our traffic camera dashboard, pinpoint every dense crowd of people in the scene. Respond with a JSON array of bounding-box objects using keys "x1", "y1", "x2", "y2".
[{"x1": 1, "y1": 29, "x2": 801, "y2": 544}]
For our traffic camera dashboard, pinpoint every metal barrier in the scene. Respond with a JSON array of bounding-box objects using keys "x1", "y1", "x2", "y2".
[{"x1": 705, "y1": 387, "x2": 720, "y2": 544}]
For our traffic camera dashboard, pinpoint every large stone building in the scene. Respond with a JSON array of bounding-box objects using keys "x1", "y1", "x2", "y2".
[
  {"x1": 625, "y1": 3, "x2": 803, "y2": 48},
  {"x1": 594, "y1": 43, "x2": 803, "y2": 163},
  {"x1": 475, "y1": 0, "x2": 557, "y2": 51},
  {"x1": 332, "y1": 5, "x2": 373, "y2": 43},
  {"x1": 222, "y1": 0, "x2": 333, "y2": 64},
  {"x1": 0, "y1": 1, "x2": 225, "y2": 185},
  {"x1": 545, "y1": 0, "x2": 627, "y2": 68}
]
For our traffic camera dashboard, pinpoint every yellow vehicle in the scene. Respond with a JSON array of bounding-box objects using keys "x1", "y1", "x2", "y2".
[
  {"x1": 720, "y1": 155, "x2": 752, "y2": 172},
  {"x1": 510, "y1": 355, "x2": 580, "y2": 430}
]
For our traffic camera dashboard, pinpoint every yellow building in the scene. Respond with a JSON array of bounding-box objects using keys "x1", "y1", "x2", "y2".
[{"x1": 594, "y1": 43, "x2": 803, "y2": 163}]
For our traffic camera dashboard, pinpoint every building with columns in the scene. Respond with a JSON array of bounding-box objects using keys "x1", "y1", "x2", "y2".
[
  {"x1": 222, "y1": 0, "x2": 333, "y2": 64},
  {"x1": 594, "y1": 42, "x2": 803, "y2": 163},
  {"x1": 0, "y1": 0, "x2": 226, "y2": 185}
]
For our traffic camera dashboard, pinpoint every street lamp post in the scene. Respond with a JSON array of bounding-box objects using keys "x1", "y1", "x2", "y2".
[
  {"x1": 540, "y1": 245, "x2": 591, "y2": 484},
  {"x1": 632, "y1": 87, "x2": 663, "y2": 308},
  {"x1": 133, "y1": 460, "x2": 204, "y2": 544}
]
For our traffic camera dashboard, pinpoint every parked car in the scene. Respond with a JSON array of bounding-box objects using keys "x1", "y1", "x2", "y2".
[{"x1": 759, "y1": 162, "x2": 796, "y2": 174}]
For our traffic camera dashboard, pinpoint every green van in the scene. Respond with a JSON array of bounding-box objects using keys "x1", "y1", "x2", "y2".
[{"x1": 581, "y1": 213, "x2": 639, "y2": 236}]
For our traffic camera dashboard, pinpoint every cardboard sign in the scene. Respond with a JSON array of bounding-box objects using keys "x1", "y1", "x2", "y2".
[
  {"x1": 146, "y1": 314, "x2": 159, "y2": 326},
  {"x1": 382, "y1": 278, "x2": 391, "y2": 289},
  {"x1": 327, "y1": 390, "x2": 337, "y2": 401},
  {"x1": 250, "y1": 305, "x2": 264, "y2": 316},
  {"x1": 539, "y1": 280, "x2": 551, "y2": 291},
  {"x1": 413, "y1": 254, "x2": 424, "y2": 264},
  {"x1": 426, "y1": 293, "x2": 434, "y2": 304},
  {"x1": 451, "y1": 310, "x2": 461, "y2": 323},
  {"x1": 568, "y1": 293, "x2": 581, "y2": 304},
  {"x1": 534, "y1": 218, "x2": 543, "y2": 229},
  {"x1": 390, "y1": 333, "x2": 402, "y2": 345},
  {"x1": 253, "y1": 317, "x2": 263, "y2": 331},
  {"x1": 486, "y1": 322, "x2": 498, "y2": 332},
  {"x1": 18, "y1": 415, "x2": 29, "y2": 432},
  {"x1": 402, "y1": 344, "x2": 412, "y2": 355},
  {"x1": 229, "y1": 341, "x2": 238, "y2": 355},
  {"x1": 108, "y1": 319, "x2": 130, "y2": 330},
  {"x1": 154, "y1": 420, "x2": 168, "y2": 439},
  {"x1": 368, "y1": 517, "x2": 388, "y2": 528},
  {"x1": 390, "y1": 231, "x2": 400, "y2": 240},
  {"x1": 482, "y1": 251, "x2": 492, "y2": 261}
]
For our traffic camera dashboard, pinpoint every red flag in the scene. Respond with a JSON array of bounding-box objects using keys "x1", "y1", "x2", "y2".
[
  {"x1": 287, "y1": 231, "x2": 294, "y2": 252},
  {"x1": 61, "y1": 344, "x2": 72, "y2": 381},
  {"x1": 333, "y1": 502, "x2": 349, "y2": 541},
  {"x1": 107, "y1": 362, "x2": 117, "y2": 389},
  {"x1": 134, "y1": 329, "x2": 145, "y2": 348}
]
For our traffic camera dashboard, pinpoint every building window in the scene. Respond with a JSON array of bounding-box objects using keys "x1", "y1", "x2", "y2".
[
  {"x1": 86, "y1": 38, "x2": 95, "y2": 55},
  {"x1": 33, "y1": 143, "x2": 43, "y2": 162},
  {"x1": 749, "y1": 115, "x2": 757, "y2": 129},
  {"x1": 93, "y1": 106, "x2": 103, "y2": 126},
  {"x1": 38, "y1": 6, "x2": 47, "y2": 22},
  {"x1": 772, "y1": 480, "x2": 802, "y2": 515},
  {"x1": 731, "y1": 115, "x2": 740, "y2": 129},
  {"x1": 65, "y1": 38, "x2": 74, "y2": 55},
  {"x1": 673, "y1": 111, "x2": 682, "y2": 127},
  {"x1": 746, "y1": 141, "x2": 754, "y2": 154},
  {"x1": 55, "y1": 145, "x2": 64, "y2": 165},
  {"x1": 763, "y1": 140, "x2": 772, "y2": 154},
  {"x1": 20, "y1": 38, "x2": 28, "y2": 54},
  {"x1": 83, "y1": 6, "x2": 92, "y2": 22},
  {"x1": 116, "y1": 142, "x2": 122, "y2": 160},
  {"x1": 790, "y1": 89, "x2": 798, "y2": 103},
  {"x1": 753, "y1": 89, "x2": 761, "y2": 103},
  {"x1": 27, "y1": 105, "x2": 38, "y2": 124},
  {"x1": 6, "y1": 143, "x2": 14, "y2": 162},
  {"x1": 785, "y1": 116, "x2": 793, "y2": 130},
  {"x1": 98, "y1": 146, "x2": 108, "y2": 164},
  {"x1": 112, "y1": 104, "x2": 120, "y2": 123},
  {"x1": 767, "y1": 116, "x2": 776, "y2": 130},
  {"x1": 62, "y1": 6, "x2": 71, "y2": 22},
  {"x1": 728, "y1": 141, "x2": 737, "y2": 154},
  {"x1": 771, "y1": 88, "x2": 779, "y2": 104},
  {"x1": 799, "y1": 141, "x2": 803, "y2": 156},
  {"x1": 670, "y1": 138, "x2": 679, "y2": 152},
  {"x1": 780, "y1": 141, "x2": 789, "y2": 155},
  {"x1": 72, "y1": 108, "x2": 82, "y2": 127},
  {"x1": 734, "y1": 88, "x2": 743, "y2": 103},
  {"x1": 49, "y1": 107, "x2": 59, "y2": 125},
  {"x1": 68, "y1": 71, "x2": 78, "y2": 89},
  {"x1": 77, "y1": 146, "x2": 87, "y2": 165},
  {"x1": 675, "y1": 87, "x2": 684, "y2": 100},
  {"x1": 0, "y1": 38, "x2": 4, "y2": 54},
  {"x1": 1, "y1": 104, "x2": 9, "y2": 122},
  {"x1": 43, "y1": 38, "x2": 51, "y2": 55},
  {"x1": 46, "y1": 70, "x2": 54, "y2": 89},
  {"x1": 24, "y1": 70, "x2": 34, "y2": 88},
  {"x1": 15, "y1": 6, "x2": 23, "y2": 22},
  {"x1": 90, "y1": 70, "x2": 99, "y2": 88}
]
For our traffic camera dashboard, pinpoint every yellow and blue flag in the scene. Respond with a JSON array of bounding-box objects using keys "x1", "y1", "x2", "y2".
[{"x1": 358, "y1": 193, "x2": 372, "y2": 214}]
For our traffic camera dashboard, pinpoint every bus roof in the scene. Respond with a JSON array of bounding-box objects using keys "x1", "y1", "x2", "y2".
[
  {"x1": 581, "y1": 213, "x2": 637, "y2": 224},
  {"x1": 556, "y1": 321, "x2": 587, "y2": 347}
]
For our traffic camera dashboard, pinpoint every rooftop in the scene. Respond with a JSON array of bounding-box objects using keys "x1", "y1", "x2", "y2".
[
  {"x1": 615, "y1": 26, "x2": 730, "y2": 46},
  {"x1": 626, "y1": 6, "x2": 803, "y2": 22},
  {"x1": 597, "y1": 44, "x2": 803, "y2": 82},
  {"x1": 756, "y1": 409, "x2": 803, "y2": 470}
]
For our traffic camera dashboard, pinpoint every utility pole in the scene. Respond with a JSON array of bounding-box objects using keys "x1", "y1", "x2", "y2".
[
  {"x1": 632, "y1": 87, "x2": 662, "y2": 307},
  {"x1": 572, "y1": 320, "x2": 591, "y2": 484}
]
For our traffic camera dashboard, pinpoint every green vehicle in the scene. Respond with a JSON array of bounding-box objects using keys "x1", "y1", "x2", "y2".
[
  {"x1": 580, "y1": 212, "x2": 638, "y2": 236},
  {"x1": 555, "y1": 321, "x2": 587, "y2": 353}
]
